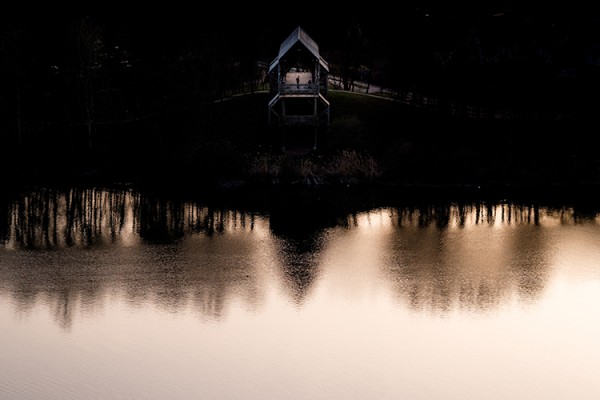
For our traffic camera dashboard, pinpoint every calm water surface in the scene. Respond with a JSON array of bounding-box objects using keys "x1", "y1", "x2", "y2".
[{"x1": 1, "y1": 188, "x2": 599, "y2": 400}]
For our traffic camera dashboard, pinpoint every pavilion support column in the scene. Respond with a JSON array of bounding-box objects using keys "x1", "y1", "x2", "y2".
[
  {"x1": 281, "y1": 99, "x2": 286, "y2": 151},
  {"x1": 313, "y1": 98, "x2": 318, "y2": 150}
]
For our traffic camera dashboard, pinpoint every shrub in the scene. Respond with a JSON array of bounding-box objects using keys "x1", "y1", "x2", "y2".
[{"x1": 324, "y1": 149, "x2": 382, "y2": 184}]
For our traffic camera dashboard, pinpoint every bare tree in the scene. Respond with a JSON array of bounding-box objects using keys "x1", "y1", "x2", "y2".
[
  {"x1": 1, "y1": 26, "x2": 24, "y2": 146},
  {"x1": 331, "y1": 24, "x2": 368, "y2": 91},
  {"x1": 76, "y1": 17, "x2": 103, "y2": 150}
]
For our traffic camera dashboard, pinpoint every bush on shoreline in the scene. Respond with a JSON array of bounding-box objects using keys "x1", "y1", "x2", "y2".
[{"x1": 247, "y1": 149, "x2": 382, "y2": 186}]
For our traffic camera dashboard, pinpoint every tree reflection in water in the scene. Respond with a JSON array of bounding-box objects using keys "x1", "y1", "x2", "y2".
[
  {"x1": 1, "y1": 187, "x2": 599, "y2": 327},
  {"x1": 384, "y1": 202, "x2": 597, "y2": 314}
]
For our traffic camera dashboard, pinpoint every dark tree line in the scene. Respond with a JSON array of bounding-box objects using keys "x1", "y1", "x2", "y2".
[
  {"x1": 1, "y1": 5, "x2": 598, "y2": 181},
  {"x1": 0, "y1": 16, "x2": 267, "y2": 147}
]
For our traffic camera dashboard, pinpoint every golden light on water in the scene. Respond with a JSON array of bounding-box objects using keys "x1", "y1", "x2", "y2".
[{"x1": 1, "y1": 190, "x2": 600, "y2": 400}]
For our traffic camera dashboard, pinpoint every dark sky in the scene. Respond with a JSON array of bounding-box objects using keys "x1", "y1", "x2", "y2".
[
  {"x1": 3, "y1": 3, "x2": 599, "y2": 101},
  {"x1": 3, "y1": 3, "x2": 598, "y2": 53}
]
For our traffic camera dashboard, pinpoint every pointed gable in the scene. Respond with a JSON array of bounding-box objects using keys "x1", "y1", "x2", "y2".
[{"x1": 268, "y1": 26, "x2": 329, "y2": 73}]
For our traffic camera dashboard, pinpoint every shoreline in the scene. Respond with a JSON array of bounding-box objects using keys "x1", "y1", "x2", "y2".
[{"x1": 5, "y1": 172, "x2": 600, "y2": 210}]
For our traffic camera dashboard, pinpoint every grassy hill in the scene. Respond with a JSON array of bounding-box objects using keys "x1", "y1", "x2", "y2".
[
  {"x1": 4, "y1": 89, "x2": 600, "y2": 201},
  {"x1": 143, "y1": 90, "x2": 599, "y2": 190}
]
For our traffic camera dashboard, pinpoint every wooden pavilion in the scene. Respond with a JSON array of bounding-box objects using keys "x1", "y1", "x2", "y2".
[{"x1": 267, "y1": 26, "x2": 330, "y2": 151}]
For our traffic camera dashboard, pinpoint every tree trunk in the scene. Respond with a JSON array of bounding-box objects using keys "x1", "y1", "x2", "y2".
[
  {"x1": 16, "y1": 73, "x2": 22, "y2": 146},
  {"x1": 85, "y1": 77, "x2": 95, "y2": 150},
  {"x1": 76, "y1": 17, "x2": 101, "y2": 151}
]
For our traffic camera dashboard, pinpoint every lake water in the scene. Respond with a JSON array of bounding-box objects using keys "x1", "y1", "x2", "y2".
[{"x1": 1, "y1": 187, "x2": 599, "y2": 400}]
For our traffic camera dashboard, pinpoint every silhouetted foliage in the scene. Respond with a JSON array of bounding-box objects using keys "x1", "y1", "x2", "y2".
[{"x1": 1, "y1": 6, "x2": 599, "y2": 187}]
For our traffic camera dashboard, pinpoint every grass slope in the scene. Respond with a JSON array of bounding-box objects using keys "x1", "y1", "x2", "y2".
[
  {"x1": 154, "y1": 90, "x2": 599, "y2": 191},
  {"x1": 5, "y1": 89, "x2": 599, "y2": 198}
]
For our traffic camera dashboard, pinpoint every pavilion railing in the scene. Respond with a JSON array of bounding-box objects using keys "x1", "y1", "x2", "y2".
[{"x1": 279, "y1": 83, "x2": 319, "y2": 95}]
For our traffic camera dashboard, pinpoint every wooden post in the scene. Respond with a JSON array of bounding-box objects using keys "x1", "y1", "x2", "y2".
[
  {"x1": 281, "y1": 99, "x2": 286, "y2": 151},
  {"x1": 313, "y1": 97, "x2": 318, "y2": 150}
]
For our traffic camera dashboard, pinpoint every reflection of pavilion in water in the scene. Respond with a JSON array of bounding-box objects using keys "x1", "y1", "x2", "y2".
[
  {"x1": 1, "y1": 188, "x2": 600, "y2": 326},
  {"x1": 267, "y1": 187, "x2": 368, "y2": 303}
]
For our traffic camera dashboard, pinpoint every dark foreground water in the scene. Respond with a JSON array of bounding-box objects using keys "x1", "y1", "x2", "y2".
[{"x1": 1, "y1": 187, "x2": 599, "y2": 400}]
